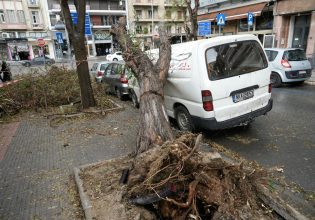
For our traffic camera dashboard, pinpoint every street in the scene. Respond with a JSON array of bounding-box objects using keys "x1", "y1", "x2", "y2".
[{"x1": 204, "y1": 84, "x2": 315, "y2": 192}]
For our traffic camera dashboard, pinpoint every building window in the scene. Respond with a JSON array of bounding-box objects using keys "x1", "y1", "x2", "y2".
[
  {"x1": 50, "y1": 14, "x2": 57, "y2": 26},
  {"x1": 17, "y1": 10, "x2": 25, "y2": 24},
  {"x1": 7, "y1": 10, "x2": 17, "y2": 23},
  {"x1": 31, "y1": 11, "x2": 40, "y2": 24},
  {"x1": 165, "y1": 10, "x2": 171, "y2": 19},
  {"x1": 18, "y1": 32, "x2": 26, "y2": 38},
  {"x1": 148, "y1": 10, "x2": 153, "y2": 19},
  {"x1": 136, "y1": 25, "x2": 142, "y2": 34},
  {"x1": 0, "y1": 10, "x2": 6, "y2": 23},
  {"x1": 255, "y1": 11, "x2": 273, "y2": 31},
  {"x1": 136, "y1": 10, "x2": 142, "y2": 19},
  {"x1": 166, "y1": 25, "x2": 171, "y2": 33},
  {"x1": 177, "y1": 26, "x2": 182, "y2": 34},
  {"x1": 177, "y1": 11, "x2": 183, "y2": 19}
]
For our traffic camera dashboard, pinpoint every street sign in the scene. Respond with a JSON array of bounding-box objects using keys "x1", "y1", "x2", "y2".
[
  {"x1": 37, "y1": 38, "x2": 45, "y2": 47},
  {"x1": 216, "y1": 13, "x2": 226, "y2": 26},
  {"x1": 56, "y1": 32, "x2": 64, "y2": 44},
  {"x1": 247, "y1": 12, "x2": 254, "y2": 26},
  {"x1": 70, "y1": 12, "x2": 92, "y2": 36},
  {"x1": 198, "y1": 21, "x2": 211, "y2": 36}
]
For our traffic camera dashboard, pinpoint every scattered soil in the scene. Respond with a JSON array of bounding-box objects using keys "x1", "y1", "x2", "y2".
[{"x1": 80, "y1": 133, "x2": 280, "y2": 220}]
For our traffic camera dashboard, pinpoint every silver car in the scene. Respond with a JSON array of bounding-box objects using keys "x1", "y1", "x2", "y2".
[
  {"x1": 265, "y1": 48, "x2": 312, "y2": 87},
  {"x1": 89, "y1": 61, "x2": 110, "y2": 83}
]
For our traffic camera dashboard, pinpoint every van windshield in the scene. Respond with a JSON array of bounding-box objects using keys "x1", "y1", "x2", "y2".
[
  {"x1": 283, "y1": 50, "x2": 307, "y2": 61},
  {"x1": 206, "y1": 40, "x2": 268, "y2": 81}
]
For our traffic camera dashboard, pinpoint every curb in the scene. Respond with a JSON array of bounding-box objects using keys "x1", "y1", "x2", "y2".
[
  {"x1": 304, "y1": 80, "x2": 315, "y2": 86},
  {"x1": 74, "y1": 167, "x2": 93, "y2": 220}
]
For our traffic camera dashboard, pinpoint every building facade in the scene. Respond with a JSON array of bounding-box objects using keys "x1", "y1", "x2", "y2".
[
  {"x1": 127, "y1": 0, "x2": 187, "y2": 49},
  {"x1": 46, "y1": 0, "x2": 127, "y2": 59},
  {"x1": 273, "y1": 0, "x2": 315, "y2": 64},
  {"x1": 0, "y1": 0, "x2": 52, "y2": 61},
  {"x1": 197, "y1": 0, "x2": 274, "y2": 47}
]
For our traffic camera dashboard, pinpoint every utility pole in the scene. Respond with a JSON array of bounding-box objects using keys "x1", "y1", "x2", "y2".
[{"x1": 151, "y1": 0, "x2": 154, "y2": 49}]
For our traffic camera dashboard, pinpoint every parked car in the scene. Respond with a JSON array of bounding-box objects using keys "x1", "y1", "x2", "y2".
[
  {"x1": 22, "y1": 56, "x2": 55, "y2": 67},
  {"x1": 129, "y1": 34, "x2": 273, "y2": 132},
  {"x1": 106, "y1": 51, "x2": 123, "y2": 61},
  {"x1": 265, "y1": 48, "x2": 312, "y2": 87},
  {"x1": 102, "y1": 61, "x2": 130, "y2": 100},
  {"x1": 89, "y1": 61, "x2": 110, "y2": 83}
]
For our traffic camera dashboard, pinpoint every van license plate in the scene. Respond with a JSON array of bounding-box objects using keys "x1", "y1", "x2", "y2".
[{"x1": 232, "y1": 90, "x2": 254, "y2": 103}]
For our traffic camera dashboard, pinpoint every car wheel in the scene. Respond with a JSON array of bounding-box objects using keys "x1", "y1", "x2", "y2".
[
  {"x1": 113, "y1": 58, "x2": 118, "y2": 61},
  {"x1": 270, "y1": 72, "x2": 282, "y2": 88},
  {"x1": 25, "y1": 62, "x2": 31, "y2": 67},
  {"x1": 131, "y1": 91, "x2": 139, "y2": 108},
  {"x1": 46, "y1": 61, "x2": 52, "y2": 65},
  {"x1": 116, "y1": 88, "x2": 123, "y2": 100},
  {"x1": 175, "y1": 106, "x2": 194, "y2": 132}
]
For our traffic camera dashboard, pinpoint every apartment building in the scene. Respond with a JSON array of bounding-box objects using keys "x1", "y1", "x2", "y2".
[
  {"x1": 46, "y1": 0, "x2": 127, "y2": 58},
  {"x1": 198, "y1": 0, "x2": 274, "y2": 47},
  {"x1": 0, "y1": 0, "x2": 52, "y2": 61},
  {"x1": 127, "y1": 0, "x2": 187, "y2": 49}
]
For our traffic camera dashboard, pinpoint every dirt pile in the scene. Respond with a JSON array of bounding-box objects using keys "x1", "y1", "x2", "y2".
[{"x1": 125, "y1": 133, "x2": 276, "y2": 219}]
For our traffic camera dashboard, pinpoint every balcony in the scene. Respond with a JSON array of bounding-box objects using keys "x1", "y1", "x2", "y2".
[
  {"x1": 28, "y1": 0, "x2": 40, "y2": 8},
  {"x1": 32, "y1": 23, "x2": 45, "y2": 29},
  {"x1": 164, "y1": 0, "x2": 186, "y2": 7},
  {"x1": 133, "y1": 0, "x2": 159, "y2": 7},
  {"x1": 135, "y1": 16, "x2": 160, "y2": 22}
]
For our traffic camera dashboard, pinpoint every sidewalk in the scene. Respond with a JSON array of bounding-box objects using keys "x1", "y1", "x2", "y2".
[
  {"x1": 305, "y1": 70, "x2": 315, "y2": 85},
  {"x1": 0, "y1": 101, "x2": 139, "y2": 219}
]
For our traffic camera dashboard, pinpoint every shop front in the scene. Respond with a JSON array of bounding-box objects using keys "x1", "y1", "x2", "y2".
[
  {"x1": 93, "y1": 30, "x2": 112, "y2": 56},
  {"x1": 6, "y1": 38, "x2": 30, "y2": 61},
  {"x1": 273, "y1": 0, "x2": 315, "y2": 64}
]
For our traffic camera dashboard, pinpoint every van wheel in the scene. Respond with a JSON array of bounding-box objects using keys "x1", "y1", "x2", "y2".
[
  {"x1": 270, "y1": 72, "x2": 281, "y2": 88},
  {"x1": 113, "y1": 58, "x2": 118, "y2": 61},
  {"x1": 175, "y1": 106, "x2": 194, "y2": 132},
  {"x1": 131, "y1": 91, "x2": 139, "y2": 108}
]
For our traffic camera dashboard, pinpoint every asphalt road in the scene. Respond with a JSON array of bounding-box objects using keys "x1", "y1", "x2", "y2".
[{"x1": 204, "y1": 83, "x2": 315, "y2": 192}]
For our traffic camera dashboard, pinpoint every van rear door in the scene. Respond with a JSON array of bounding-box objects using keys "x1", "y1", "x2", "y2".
[{"x1": 204, "y1": 40, "x2": 270, "y2": 122}]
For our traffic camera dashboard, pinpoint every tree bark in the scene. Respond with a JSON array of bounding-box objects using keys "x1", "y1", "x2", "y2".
[
  {"x1": 111, "y1": 18, "x2": 174, "y2": 155},
  {"x1": 184, "y1": 0, "x2": 200, "y2": 41},
  {"x1": 60, "y1": 0, "x2": 96, "y2": 109}
]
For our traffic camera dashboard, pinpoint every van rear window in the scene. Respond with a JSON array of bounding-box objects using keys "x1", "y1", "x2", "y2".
[{"x1": 206, "y1": 40, "x2": 268, "y2": 81}]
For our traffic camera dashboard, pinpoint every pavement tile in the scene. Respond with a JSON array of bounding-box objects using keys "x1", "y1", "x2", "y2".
[{"x1": 0, "y1": 101, "x2": 139, "y2": 219}]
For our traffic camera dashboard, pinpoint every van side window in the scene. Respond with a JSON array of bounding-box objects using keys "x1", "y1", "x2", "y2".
[
  {"x1": 105, "y1": 64, "x2": 112, "y2": 76},
  {"x1": 206, "y1": 41, "x2": 268, "y2": 81}
]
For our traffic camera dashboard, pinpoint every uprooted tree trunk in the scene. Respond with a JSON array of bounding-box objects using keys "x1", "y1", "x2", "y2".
[
  {"x1": 111, "y1": 18, "x2": 173, "y2": 155},
  {"x1": 184, "y1": 0, "x2": 200, "y2": 41},
  {"x1": 60, "y1": 0, "x2": 96, "y2": 109}
]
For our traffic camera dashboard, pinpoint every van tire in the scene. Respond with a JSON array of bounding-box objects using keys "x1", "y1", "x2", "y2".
[
  {"x1": 175, "y1": 106, "x2": 194, "y2": 132},
  {"x1": 271, "y1": 72, "x2": 282, "y2": 88},
  {"x1": 113, "y1": 58, "x2": 118, "y2": 61}
]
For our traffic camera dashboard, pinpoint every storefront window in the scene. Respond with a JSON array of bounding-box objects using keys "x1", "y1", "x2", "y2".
[
  {"x1": 255, "y1": 11, "x2": 273, "y2": 30},
  {"x1": 33, "y1": 45, "x2": 50, "y2": 57},
  {"x1": 238, "y1": 18, "x2": 254, "y2": 32}
]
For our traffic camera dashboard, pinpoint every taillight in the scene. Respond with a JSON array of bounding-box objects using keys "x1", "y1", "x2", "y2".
[
  {"x1": 268, "y1": 83, "x2": 272, "y2": 93},
  {"x1": 201, "y1": 90, "x2": 213, "y2": 111},
  {"x1": 97, "y1": 71, "x2": 103, "y2": 77},
  {"x1": 281, "y1": 59, "x2": 291, "y2": 68},
  {"x1": 120, "y1": 75, "x2": 128, "y2": 84}
]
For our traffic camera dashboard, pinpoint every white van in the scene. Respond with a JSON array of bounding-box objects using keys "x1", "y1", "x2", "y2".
[{"x1": 129, "y1": 34, "x2": 273, "y2": 131}]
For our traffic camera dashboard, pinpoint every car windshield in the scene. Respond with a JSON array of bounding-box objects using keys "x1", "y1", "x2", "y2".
[
  {"x1": 283, "y1": 50, "x2": 307, "y2": 61},
  {"x1": 206, "y1": 40, "x2": 268, "y2": 81}
]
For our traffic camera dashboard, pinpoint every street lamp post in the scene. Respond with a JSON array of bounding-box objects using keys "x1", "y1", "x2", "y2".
[{"x1": 151, "y1": 0, "x2": 154, "y2": 49}]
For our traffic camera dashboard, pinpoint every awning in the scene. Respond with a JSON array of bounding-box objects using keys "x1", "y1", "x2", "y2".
[{"x1": 198, "y1": 2, "x2": 267, "y2": 21}]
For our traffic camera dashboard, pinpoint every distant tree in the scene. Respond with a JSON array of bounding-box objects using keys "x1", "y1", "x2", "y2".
[
  {"x1": 60, "y1": 0, "x2": 96, "y2": 109},
  {"x1": 111, "y1": 18, "x2": 173, "y2": 155},
  {"x1": 184, "y1": 0, "x2": 200, "y2": 41}
]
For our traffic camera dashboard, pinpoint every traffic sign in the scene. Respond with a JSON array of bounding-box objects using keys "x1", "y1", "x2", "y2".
[
  {"x1": 247, "y1": 12, "x2": 254, "y2": 26},
  {"x1": 37, "y1": 38, "x2": 45, "y2": 47},
  {"x1": 70, "y1": 12, "x2": 92, "y2": 36},
  {"x1": 216, "y1": 13, "x2": 226, "y2": 26},
  {"x1": 56, "y1": 32, "x2": 64, "y2": 44},
  {"x1": 198, "y1": 21, "x2": 211, "y2": 36}
]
